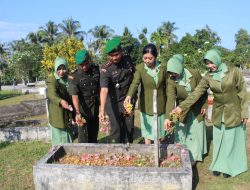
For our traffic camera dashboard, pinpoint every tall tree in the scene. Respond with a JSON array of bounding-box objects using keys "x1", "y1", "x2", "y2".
[
  {"x1": 39, "y1": 21, "x2": 59, "y2": 45},
  {"x1": 26, "y1": 31, "x2": 44, "y2": 45},
  {"x1": 121, "y1": 27, "x2": 141, "y2": 65},
  {"x1": 138, "y1": 27, "x2": 148, "y2": 48},
  {"x1": 159, "y1": 21, "x2": 178, "y2": 48},
  {"x1": 88, "y1": 25, "x2": 114, "y2": 53},
  {"x1": 58, "y1": 17, "x2": 86, "y2": 40},
  {"x1": 234, "y1": 28, "x2": 250, "y2": 68}
]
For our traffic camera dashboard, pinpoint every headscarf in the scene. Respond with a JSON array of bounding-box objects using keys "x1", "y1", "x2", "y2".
[
  {"x1": 53, "y1": 57, "x2": 68, "y2": 86},
  {"x1": 167, "y1": 54, "x2": 184, "y2": 75},
  {"x1": 204, "y1": 49, "x2": 228, "y2": 81}
]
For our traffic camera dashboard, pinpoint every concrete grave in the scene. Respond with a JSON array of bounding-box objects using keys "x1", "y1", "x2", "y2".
[{"x1": 33, "y1": 143, "x2": 192, "y2": 190}]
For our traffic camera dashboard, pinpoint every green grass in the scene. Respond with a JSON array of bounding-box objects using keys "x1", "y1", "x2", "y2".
[
  {"x1": 0, "y1": 93, "x2": 41, "y2": 107},
  {"x1": 0, "y1": 141, "x2": 50, "y2": 190},
  {"x1": 0, "y1": 90, "x2": 21, "y2": 101}
]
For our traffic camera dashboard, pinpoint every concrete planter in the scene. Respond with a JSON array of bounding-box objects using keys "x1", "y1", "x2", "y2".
[{"x1": 33, "y1": 144, "x2": 192, "y2": 190}]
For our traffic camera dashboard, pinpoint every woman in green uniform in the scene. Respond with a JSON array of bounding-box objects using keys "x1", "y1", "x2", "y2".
[
  {"x1": 164, "y1": 54, "x2": 207, "y2": 165},
  {"x1": 173, "y1": 49, "x2": 248, "y2": 177},
  {"x1": 124, "y1": 44, "x2": 167, "y2": 144},
  {"x1": 47, "y1": 57, "x2": 74, "y2": 145}
]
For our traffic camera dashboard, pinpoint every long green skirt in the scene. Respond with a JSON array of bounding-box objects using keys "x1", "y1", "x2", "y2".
[
  {"x1": 175, "y1": 111, "x2": 207, "y2": 162},
  {"x1": 50, "y1": 124, "x2": 73, "y2": 145},
  {"x1": 140, "y1": 113, "x2": 166, "y2": 141},
  {"x1": 209, "y1": 124, "x2": 248, "y2": 177}
]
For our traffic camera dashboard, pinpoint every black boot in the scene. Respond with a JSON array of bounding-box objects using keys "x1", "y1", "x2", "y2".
[
  {"x1": 223, "y1": 173, "x2": 231, "y2": 178},
  {"x1": 212, "y1": 171, "x2": 221, "y2": 176}
]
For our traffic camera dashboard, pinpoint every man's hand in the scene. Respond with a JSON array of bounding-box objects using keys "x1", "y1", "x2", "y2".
[
  {"x1": 123, "y1": 96, "x2": 131, "y2": 106},
  {"x1": 99, "y1": 110, "x2": 106, "y2": 123}
]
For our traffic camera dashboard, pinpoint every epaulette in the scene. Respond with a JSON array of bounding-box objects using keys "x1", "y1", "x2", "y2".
[
  {"x1": 70, "y1": 69, "x2": 77, "y2": 74},
  {"x1": 101, "y1": 61, "x2": 112, "y2": 73}
]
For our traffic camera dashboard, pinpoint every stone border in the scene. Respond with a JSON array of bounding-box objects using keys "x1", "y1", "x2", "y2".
[{"x1": 0, "y1": 126, "x2": 50, "y2": 142}]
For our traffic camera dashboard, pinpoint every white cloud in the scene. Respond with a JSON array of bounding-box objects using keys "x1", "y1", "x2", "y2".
[{"x1": 0, "y1": 21, "x2": 39, "y2": 42}]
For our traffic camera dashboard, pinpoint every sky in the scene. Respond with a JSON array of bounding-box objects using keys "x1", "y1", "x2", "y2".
[{"x1": 0, "y1": 0, "x2": 249, "y2": 50}]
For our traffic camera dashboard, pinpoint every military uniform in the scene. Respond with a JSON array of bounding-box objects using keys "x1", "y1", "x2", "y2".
[
  {"x1": 68, "y1": 65, "x2": 100, "y2": 143},
  {"x1": 100, "y1": 55, "x2": 135, "y2": 143}
]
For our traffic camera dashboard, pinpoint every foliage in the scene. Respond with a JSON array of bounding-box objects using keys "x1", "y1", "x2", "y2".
[
  {"x1": 234, "y1": 29, "x2": 250, "y2": 68},
  {"x1": 121, "y1": 27, "x2": 141, "y2": 65},
  {"x1": 39, "y1": 20, "x2": 59, "y2": 46},
  {"x1": 8, "y1": 44, "x2": 43, "y2": 82},
  {"x1": 88, "y1": 25, "x2": 114, "y2": 54},
  {"x1": 161, "y1": 25, "x2": 220, "y2": 71},
  {"x1": 58, "y1": 17, "x2": 86, "y2": 40},
  {"x1": 41, "y1": 37, "x2": 84, "y2": 74}
]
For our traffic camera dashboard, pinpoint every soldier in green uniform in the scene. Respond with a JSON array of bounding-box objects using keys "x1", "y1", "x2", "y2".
[
  {"x1": 99, "y1": 37, "x2": 135, "y2": 143},
  {"x1": 173, "y1": 49, "x2": 248, "y2": 178},
  {"x1": 68, "y1": 49, "x2": 100, "y2": 143}
]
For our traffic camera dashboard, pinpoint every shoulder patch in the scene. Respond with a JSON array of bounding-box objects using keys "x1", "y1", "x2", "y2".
[
  {"x1": 68, "y1": 75, "x2": 74, "y2": 80},
  {"x1": 70, "y1": 69, "x2": 77, "y2": 74}
]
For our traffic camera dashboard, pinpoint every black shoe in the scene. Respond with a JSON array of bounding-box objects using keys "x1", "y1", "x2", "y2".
[
  {"x1": 212, "y1": 171, "x2": 221, "y2": 176},
  {"x1": 223, "y1": 173, "x2": 231, "y2": 178}
]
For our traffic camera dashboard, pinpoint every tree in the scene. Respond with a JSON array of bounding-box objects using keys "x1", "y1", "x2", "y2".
[
  {"x1": 39, "y1": 21, "x2": 59, "y2": 45},
  {"x1": 138, "y1": 27, "x2": 148, "y2": 48},
  {"x1": 121, "y1": 27, "x2": 141, "y2": 65},
  {"x1": 58, "y1": 17, "x2": 86, "y2": 40},
  {"x1": 26, "y1": 31, "x2": 44, "y2": 45},
  {"x1": 41, "y1": 37, "x2": 84, "y2": 76},
  {"x1": 8, "y1": 44, "x2": 43, "y2": 83},
  {"x1": 88, "y1": 25, "x2": 114, "y2": 54},
  {"x1": 150, "y1": 29, "x2": 168, "y2": 57},
  {"x1": 159, "y1": 21, "x2": 178, "y2": 48},
  {"x1": 234, "y1": 28, "x2": 250, "y2": 68}
]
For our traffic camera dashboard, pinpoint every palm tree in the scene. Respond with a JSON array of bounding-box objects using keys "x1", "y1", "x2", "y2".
[
  {"x1": 26, "y1": 31, "x2": 44, "y2": 45},
  {"x1": 88, "y1": 25, "x2": 114, "y2": 53},
  {"x1": 58, "y1": 17, "x2": 86, "y2": 40},
  {"x1": 39, "y1": 21, "x2": 59, "y2": 45},
  {"x1": 123, "y1": 26, "x2": 132, "y2": 38},
  {"x1": 138, "y1": 27, "x2": 148, "y2": 46},
  {"x1": 150, "y1": 29, "x2": 167, "y2": 56},
  {"x1": 159, "y1": 21, "x2": 178, "y2": 48},
  {"x1": 9, "y1": 38, "x2": 27, "y2": 52}
]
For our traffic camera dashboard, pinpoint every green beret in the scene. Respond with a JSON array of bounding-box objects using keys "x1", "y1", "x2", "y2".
[
  {"x1": 104, "y1": 37, "x2": 121, "y2": 54},
  {"x1": 75, "y1": 49, "x2": 89, "y2": 64}
]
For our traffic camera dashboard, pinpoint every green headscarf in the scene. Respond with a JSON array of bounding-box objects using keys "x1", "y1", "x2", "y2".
[
  {"x1": 204, "y1": 49, "x2": 228, "y2": 81},
  {"x1": 167, "y1": 54, "x2": 184, "y2": 75},
  {"x1": 204, "y1": 49, "x2": 222, "y2": 67},
  {"x1": 53, "y1": 57, "x2": 68, "y2": 86}
]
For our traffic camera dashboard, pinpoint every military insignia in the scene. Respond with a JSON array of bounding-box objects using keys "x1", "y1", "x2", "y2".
[
  {"x1": 101, "y1": 68, "x2": 107, "y2": 73},
  {"x1": 68, "y1": 75, "x2": 74, "y2": 80}
]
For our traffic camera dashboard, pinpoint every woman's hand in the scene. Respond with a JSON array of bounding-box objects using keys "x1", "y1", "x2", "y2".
[
  {"x1": 242, "y1": 118, "x2": 248, "y2": 126},
  {"x1": 172, "y1": 106, "x2": 182, "y2": 115},
  {"x1": 60, "y1": 99, "x2": 70, "y2": 110},
  {"x1": 164, "y1": 119, "x2": 171, "y2": 130},
  {"x1": 200, "y1": 109, "x2": 206, "y2": 116}
]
